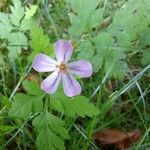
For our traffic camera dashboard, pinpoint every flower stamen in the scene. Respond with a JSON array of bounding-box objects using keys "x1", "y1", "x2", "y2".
[{"x1": 58, "y1": 62, "x2": 68, "y2": 74}]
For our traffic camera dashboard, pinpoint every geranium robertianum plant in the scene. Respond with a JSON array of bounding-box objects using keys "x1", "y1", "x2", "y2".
[
  {"x1": 32, "y1": 39, "x2": 92, "y2": 97},
  {"x1": 8, "y1": 38, "x2": 99, "y2": 150},
  {"x1": 2, "y1": 0, "x2": 150, "y2": 149}
]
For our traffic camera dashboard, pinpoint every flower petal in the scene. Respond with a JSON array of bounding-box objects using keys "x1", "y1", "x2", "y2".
[
  {"x1": 41, "y1": 71, "x2": 61, "y2": 94},
  {"x1": 62, "y1": 74, "x2": 81, "y2": 97},
  {"x1": 68, "y1": 60, "x2": 93, "y2": 77},
  {"x1": 32, "y1": 54, "x2": 57, "y2": 72},
  {"x1": 54, "y1": 40, "x2": 73, "y2": 62}
]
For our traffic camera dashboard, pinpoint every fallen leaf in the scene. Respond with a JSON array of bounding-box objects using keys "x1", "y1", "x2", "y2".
[
  {"x1": 17, "y1": 72, "x2": 40, "y2": 92},
  {"x1": 93, "y1": 128, "x2": 141, "y2": 150},
  {"x1": 26, "y1": 72, "x2": 40, "y2": 83}
]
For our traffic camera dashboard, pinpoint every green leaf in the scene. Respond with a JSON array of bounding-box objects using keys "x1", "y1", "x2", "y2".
[
  {"x1": 92, "y1": 32, "x2": 127, "y2": 79},
  {"x1": 105, "y1": 59, "x2": 127, "y2": 80},
  {"x1": 109, "y1": 0, "x2": 150, "y2": 41},
  {"x1": 50, "y1": 98, "x2": 64, "y2": 113},
  {"x1": 33, "y1": 111, "x2": 69, "y2": 150},
  {"x1": 7, "y1": 32, "x2": 28, "y2": 61},
  {"x1": 22, "y1": 80, "x2": 43, "y2": 96},
  {"x1": 68, "y1": 13, "x2": 87, "y2": 36},
  {"x1": 114, "y1": 31, "x2": 132, "y2": 51},
  {"x1": 0, "y1": 125, "x2": 17, "y2": 134},
  {"x1": 8, "y1": 32, "x2": 28, "y2": 46},
  {"x1": 139, "y1": 29, "x2": 150, "y2": 48},
  {"x1": 105, "y1": 49, "x2": 127, "y2": 79},
  {"x1": 90, "y1": 8, "x2": 103, "y2": 28},
  {"x1": 93, "y1": 32, "x2": 113, "y2": 46},
  {"x1": 1, "y1": 96, "x2": 11, "y2": 109},
  {"x1": 29, "y1": 25, "x2": 51, "y2": 51},
  {"x1": 69, "y1": 0, "x2": 102, "y2": 35},
  {"x1": 29, "y1": 25, "x2": 53, "y2": 61},
  {"x1": 70, "y1": 0, "x2": 100, "y2": 13},
  {"x1": 10, "y1": 0, "x2": 25, "y2": 26},
  {"x1": 0, "y1": 0, "x2": 31, "y2": 62},
  {"x1": 0, "y1": 13, "x2": 13, "y2": 39},
  {"x1": 51, "y1": 91, "x2": 99, "y2": 118},
  {"x1": 20, "y1": 18, "x2": 34, "y2": 31},
  {"x1": 91, "y1": 54, "x2": 103, "y2": 72},
  {"x1": 9, "y1": 93, "x2": 43, "y2": 120},
  {"x1": 25, "y1": 5, "x2": 38, "y2": 19},
  {"x1": 141, "y1": 50, "x2": 150, "y2": 65},
  {"x1": 92, "y1": 32, "x2": 113, "y2": 72},
  {"x1": 7, "y1": 46, "x2": 21, "y2": 61},
  {"x1": 77, "y1": 40, "x2": 94, "y2": 60}
]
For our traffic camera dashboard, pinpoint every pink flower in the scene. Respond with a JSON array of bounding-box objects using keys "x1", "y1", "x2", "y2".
[{"x1": 32, "y1": 40, "x2": 92, "y2": 97}]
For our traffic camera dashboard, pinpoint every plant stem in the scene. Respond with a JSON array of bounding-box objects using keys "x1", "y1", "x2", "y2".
[
  {"x1": 2, "y1": 121, "x2": 26, "y2": 148},
  {"x1": 135, "y1": 126, "x2": 150, "y2": 150},
  {"x1": 74, "y1": 124, "x2": 100, "y2": 150},
  {"x1": 9, "y1": 64, "x2": 32, "y2": 101}
]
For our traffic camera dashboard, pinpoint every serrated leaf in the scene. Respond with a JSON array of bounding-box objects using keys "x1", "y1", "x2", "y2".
[
  {"x1": 92, "y1": 32, "x2": 113, "y2": 72},
  {"x1": 69, "y1": 0, "x2": 101, "y2": 35},
  {"x1": 33, "y1": 111, "x2": 69, "y2": 150},
  {"x1": 93, "y1": 32, "x2": 113, "y2": 46},
  {"x1": 1, "y1": 96, "x2": 11, "y2": 109},
  {"x1": 10, "y1": 0, "x2": 25, "y2": 26},
  {"x1": 70, "y1": 0, "x2": 100, "y2": 13},
  {"x1": 109, "y1": 0, "x2": 150, "y2": 41},
  {"x1": 92, "y1": 32, "x2": 127, "y2": 79},
  {"x1": 0, "y1": 13, "x2": 13, "y2": 39},
  {"x1": 7, "y1": 46, "x2": 21, "y2": 61},
  {"x1": 7, "y1": 32, "x2": 28, "y2": 61},
  {"x1": 8, "y1": 32, "x2": 28, "y2": 46},
  {"x1": 105, "y1": 49, "x2": 127, "y2": 79},
  {"x1": 50, "y1": 98, "x2": 64, "y2": 113},
  {"x1": 0, "y1": 125, "x2": 17, "y2": 134},
  {"x1": 25, "y1": 5, "x2": 38, "y2": 19},
  {"x1": 141, "y1": 50, "x2": 150, "y2": 65},
  {"x1": 29, "y1": 25, "x2": 51, "y2": 51},
  {"x1": 91, "y1": 54, "x2": 103, "y2": 72},
  {"x1": 90, "y1": 8, "x2": 103, "y2": 28},
  {"x1": 0, "y1": 0, "x2": 30, "y2": 62},
  {"x1": 9, "y1": 93, "x2": 43, "y2": 120},
  {"x1": 77, "y1": 40, "x2": 94, "y2": 60},
  {"x1": 20, "y1": 18, "x2": 34, "y2": 31},
  {"x1": 73, "y1": 96, "x2": 99, "y2": 117},
  {"x1": 114, "y1": 31, "x2": 132, "y2": 51},
  {"x1": 105, "y1": 59, "x2": 127, "y2": 80},
  {"x1": 68, "y1": 13, "x2": 87, "y2": 36},
  {"x1": 29, "y1": 25, "x2": 53, "y2": 61},
  {"x1": 22, "y1": 80, "x2": 42, "y2": 96},
  {"x1": 51, "y1": 92, "x2": 99, "y2": 118},
  {"x1": 139, "y1": 29, "x2": 150, "y2": 48}
]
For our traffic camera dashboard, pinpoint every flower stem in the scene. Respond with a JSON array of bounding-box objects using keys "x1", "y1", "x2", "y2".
[{"x1": 9, "y1": 64, "x2": 32, "y2": 101}]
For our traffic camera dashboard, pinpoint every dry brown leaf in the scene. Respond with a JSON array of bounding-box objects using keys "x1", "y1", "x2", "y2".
[
  {"x1": 93, "y1": 128, "x2": 141, "y2": 150},
  {"x1": 17, "y1": 72, "x2": 40, "y2": 92},
  {"x1": 26, "y1": 72, "x2": 40, "y2": 83}
]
